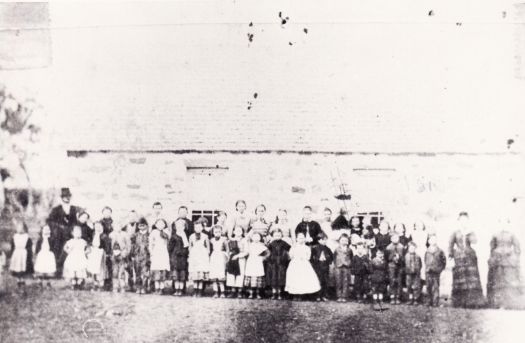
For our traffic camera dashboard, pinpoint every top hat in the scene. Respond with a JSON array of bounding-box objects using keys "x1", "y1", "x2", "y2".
[{"x1": 60, "y1": 187, "x2": 72, "y2": 198}]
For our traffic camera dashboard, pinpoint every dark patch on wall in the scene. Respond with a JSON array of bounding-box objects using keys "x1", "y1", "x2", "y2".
[
  {"x1": 291, "y1": 186, "x2": 305, "y2": 194},
  {"x1": 303, "y1": 28, "x2": 308, "y2": 34},
  {"x1": 428, "y1": 10, "x2": 434, "y2": 16},
  {"x1": 67, "y1": 151, "x2": 88, "y2": 158},
  {"x1": 507, "y1": 138, "x2": 515, "y2": 149},
  {"x1": 512, "y1": 197, "x2": 517, "y2": 203},
  {"x1": 129, "y1": 157, "x2": 147, "y2": 164},
  {"x1": 126, "y1": 184, "x2": 141, "y2": 190}
]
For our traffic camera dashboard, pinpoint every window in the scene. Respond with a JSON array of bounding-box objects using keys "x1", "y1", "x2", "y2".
[
  {"x1": 357, "y1": 211, "x2": 384, "y2": 228},
  {"x1": 191, "y1": 210, "x2": 221, "y2": 226}
]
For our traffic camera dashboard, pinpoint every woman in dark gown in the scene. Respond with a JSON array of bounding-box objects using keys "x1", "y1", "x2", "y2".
[
  {"x1": 448, "y1": 212, "x2": 485, "y2": 308},
  {"x1": 487, "y1": 228, "x2": 522, "y2": 308}
]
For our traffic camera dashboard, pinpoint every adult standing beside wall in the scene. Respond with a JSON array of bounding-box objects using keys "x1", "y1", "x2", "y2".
[
  {"x1": 46, "y1": 188, "x2": 80, "y2": 277},
  {"x1": 487, "y1": 224, "x2": 522, "y2": 309},
  {"x1": 448, "y1": 212, "x2": 485, "y2": 308}
]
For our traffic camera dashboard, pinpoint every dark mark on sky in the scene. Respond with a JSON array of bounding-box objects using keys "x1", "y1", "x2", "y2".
[
  {"x1": 502, "y1": 11, "x2": 506, "y2": 19},
  {"x1": 456, "y1": 22, "x2": 462, "y2": 26},
  {"x1": 507, "y1": 138, "x2": 514, "y2": 149},
  {"x1": 289, "y1": 42, "x2": 293, "y2": 46}
]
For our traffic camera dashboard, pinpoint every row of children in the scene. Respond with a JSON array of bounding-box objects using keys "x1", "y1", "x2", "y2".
[{"x1": 4, "y1": 204, "x2": 447, "y2": 307}]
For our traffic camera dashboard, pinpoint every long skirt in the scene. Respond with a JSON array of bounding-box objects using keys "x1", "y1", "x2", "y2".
[
  {"x1": 451, "y1": 260, "x2": 485, "y2": 308},
  {"x1": 487, "y1": 264, "x2": 522, "y2": 308},
  {"x1": 285, "y1": 259, "x2": 321, "y2": 295}
]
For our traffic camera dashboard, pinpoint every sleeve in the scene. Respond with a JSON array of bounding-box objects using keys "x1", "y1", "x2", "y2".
[
  {"x1": 326, "y1": 248, "x2": 334, "y2": 265},
  {"x1": 9, "y1": 238, "x2": 15, "y2": 258},
  {"x1": 26, "y1": 238, "x2": 34, "y2": 273},
  {"x1": 448, "y1": 232, "x2": 456, "y2": 258},
  {"x1": 295, "y1": 223, "x2": 302, "y2": 236},
  {"x1": 35, "y1": 237, "x2": 43, "y2": 255}
]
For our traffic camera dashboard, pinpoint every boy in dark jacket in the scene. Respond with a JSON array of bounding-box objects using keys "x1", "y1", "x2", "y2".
[
  {"x1": 425, "y1": 234, "x2": 447, "y2": 307},
  {"x1": 169, "y1": 219, "x2": 190, "y2": 296},
  {"x1": 370, "y1": 249, "x2": 388, "y2": 306},
  {"x1": 334, "y1": 234, "x2": 353, "y2": 302},
  {"x1": 405, "y1": 241, "x2": 422, "y2": 305},
  {"x1": 311, "y1": 233, "x2": 334, "y2": 301},
  {"x1": 130, "y1": 218, "x2": 150, "y2": 294},
  {"x1": 385, "y1": 232, "x2": 405, "y2": 304},
  {"x1": 351, "y1": 242, "x2": 370, "y2": 302}
]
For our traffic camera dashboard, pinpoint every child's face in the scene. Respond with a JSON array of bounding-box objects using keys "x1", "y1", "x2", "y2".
[
  {"x1": 15, "y1": 222, "x2": 25, "y2": 234},
  {"x1": 233, "y1": 226, "x2": 243, "y2": 237},
  {"x1": 153, "y1": 204, "x2": 162, "y2": 216},
  {"x1": 372, "y1": 227, "x2": 379, "y2": 235},
  {"x1": 213, "y1": 227, "x2": 222, "y2": 238},
  {"x1": 379, "y1": 221, "x2": 389, "y2": 233},
  {"x1": 138, "y1": 223, "x2": 148, "y2": 232},
  {"x1": 72, "y1": 227, "x2": 82, "y2": 238},
  {"x1": 194, "y1": 224, "x2": 203, "y2": 234},
  {"x1": 323, "y1": 210, "x2": 332, "y2": 221},
  {"x1": 339, "y1": 237, "x2": 349, "y2": 247},
  {"x1": 278, "y1": 210, "x2": 287, "y2": 220},
  {"x1": 350, "y1": 217, "x2": 360, "y2": 228},
  {"x1": 302, "y1": 208, "x2": 312, "y2": 221},
  {"x1": 414, "y1": 221, "x2": 425, "y2": 231},
  {"x1": 408, "y1": 245, "x2": 416, "y2": 253},
  {"x1": 256, "y1": 207, "x2": 265, "y2": 218},
  {"x1": 357, "y1": 245, "x2": 366, "y2": 255},
  {"x1": 428, "y1": 236, "x2": 437, "y2": 246},
  {"x1": 78, "y1": 214, "x2": 88, "y2": 224},
  {"x1": 236, "y1": 202, "x2": 246, "y2": 213},
  {"x1": 296, "y1": 233, "x2": 306, "y2": 244},
  {"x1": 175, "y1": 220, "x2": 185, "y2": 232},
  {"x1": 394, "y1": 224, "x2": 405, "y2": 235},
  {"x1": 272, "y1": 231, "x2": 283, "y2": 240},
  {"x1": 391, "y1": 235, "x2": 400, "y2": 244},
  {"x1": 178, "y1": 207, "x2": 188, "y2": 218},
  {"x1": 102, "y1": 209, "x2": 112, "y2": 219},
  {"x1": 252, "y1": 233, "x2": 262, "y2": 243},
  {"x1": 155, "y1": 220, "x2": 166, "y2": 230},
  {"x1": 377, "y1": 251, "x2": 384, "y2": 259}
]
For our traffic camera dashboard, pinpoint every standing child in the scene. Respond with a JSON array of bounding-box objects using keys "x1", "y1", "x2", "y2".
[
  {"x1": 352, "y1": 242, "x2": 371, "y2": 303},
  {"x1": 130, "y1": 217, "x2": 150, "y2": 294},
  {"x1": 405, "y1": 241, "x2": 422, "y2": 305},
  {"x1": 168, "y1": 219, "x2": 189, "y2": 296},
  {"x1": 385, "y1": 232, "x2": 406, "y2": 304},
  {"x1": 370, "y1": 250, "x2": 388, "y2": 306},
  {"x1": 149, "y1": 219, "x2": 171, "y2": 294},
  {"x1": 333, "y1": 234, "x2": 352, "y2": 302},
  {"x1": 425, "y1": 234, "x2": 446, "y2": 307},
  {"x1": 86, "y1": 222, "x2": 110, "y2": 291},
  {"x1": 266, "y1": 229, "x2": 291, "y2": 300},
  {"x1": 34, "y1": 225, "x2": 57, "y2": 288},
  {"x1": 216, "y1": 212, "x2": 228, "y2": 236},
  {"x1": 244, "y1": 232, "x2": 270, "y2": 299},
  {"x1": 208, "y1": 225, "x2": 229, "y2": 298},
  {"x1": 311, "y1": 233, "x2": 334, "y2": 301},
  {"x1": 110, "y1": 222, "x2": 132, "y2": 293},
  {"x1": 188, "y1": 218, "x2": 210, "y2": 296},
  {"x1": 63, "y1": 226, "x2": 88, "y2": 289},
  {"x1": 226, "y1": 226, "x2": 246, "y2": 298},
  {"x1": 285, "y1": 232, "x2": 321, "y2": 300},
  {"x1": 375, "y1": 220, "x2": 391, "y2": 254},
  {"x1": 9, "y1": 222, "x2": 33, "y2": 289}
]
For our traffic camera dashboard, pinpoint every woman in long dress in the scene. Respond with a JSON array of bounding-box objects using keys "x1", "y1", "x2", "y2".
[
  {"x1": 487, "y1": 226, "x2": 522, "y2": 308},
  {"x1": 448, "y1": 212, "x2": 485, "y2": 308},
  {"x1": 285, "y1": 232, "x2": 321, "y2": 297}
]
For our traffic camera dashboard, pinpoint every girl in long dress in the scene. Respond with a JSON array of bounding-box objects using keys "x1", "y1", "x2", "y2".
[
  {"x1": 34, "y1": 225, "x2": 57, "y2": 288},
  {"x1": 63, "y1": 226, "x2": 88, "y2": 289},
  {"x1": 149, "y1": 219, "x2": 171, "y2": 294},
  {"x1": 86, "y1": 222, "x2": 110, "y2": 291},
  {"x1": 487, "y1": 227, "x2": 522, "y2": 308},
  {"x1": 448, "y1": 212, "x2": 485, "y2": 308},
  {"x1": 227, "y1": 200, "x2": 251, "y2": 238},
  {"x1": 285, "y1": 232, "x2": 321, "y2": 298},
  {"x1": 208, "y1": 225, "x2": 229, "y2": 298},
  {"x1": 226, "y1": 225, "x2": 247, "y2": 298},
  {"x1": 188, "y1": 218, "x2": 210, "y2": 296},
  {"x1": 243, "y1": 232, "x2": 270, "y2": 299},
  {"x1": 9, "y1": 221, "x2": 33, "y2": 288}
]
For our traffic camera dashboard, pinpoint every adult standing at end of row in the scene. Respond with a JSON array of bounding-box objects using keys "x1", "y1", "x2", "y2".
[
  {"x1": 46, "y1": 188, "x2": 80, "y2": 277},
  {"x1": 448, "y1": 212, "x2": 485, "y2": 308}
]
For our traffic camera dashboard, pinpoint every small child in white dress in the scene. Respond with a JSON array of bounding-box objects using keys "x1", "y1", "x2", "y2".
[
  {"x1": 34, "y1": 225, "x2": 57, "y2": 288},
  {"x1": 9, "y1": 221, "x2": 33, "y2": 289},
  {"x1": 63, "y1": 226, "x2": 88, "y2": 289},
  {"x1": 285, "y1": 232, "x2": 321, "y2": 299}
]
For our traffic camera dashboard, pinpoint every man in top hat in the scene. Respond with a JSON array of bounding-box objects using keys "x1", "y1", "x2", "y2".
[{"x1": 46, "y1": 187, "x2": 81, "y2": 277}]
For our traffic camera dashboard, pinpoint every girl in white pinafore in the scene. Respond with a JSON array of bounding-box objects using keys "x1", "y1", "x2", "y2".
[
  {"x1": 149, "y1": 219, "x2": 171, "y2": 294},
  {"x1": 285, "y1": 232, "x2": 321, "y2": 296},
  {"x1": 9, "y1": 222, "x2": 33, "y2": 287},
  {"x1": 34, "y1": 225, "x2": 57, "y2": 285},
  {"x1": 188, "y1": 218, "x2": 210, "y2": 296},
  {"x1": 63, "y1": 226, "x2": 88, "y2": 288}
]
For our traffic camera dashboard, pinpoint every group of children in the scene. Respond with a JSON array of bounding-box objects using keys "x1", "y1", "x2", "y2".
[{"x1": 1, "y1": 202, "x2": 449, "y2": 308}]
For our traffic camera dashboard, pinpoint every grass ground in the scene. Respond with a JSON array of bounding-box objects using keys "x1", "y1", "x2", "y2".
[{"x1": 0, "y1": 278, "x2": 524, "y2": 343}]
